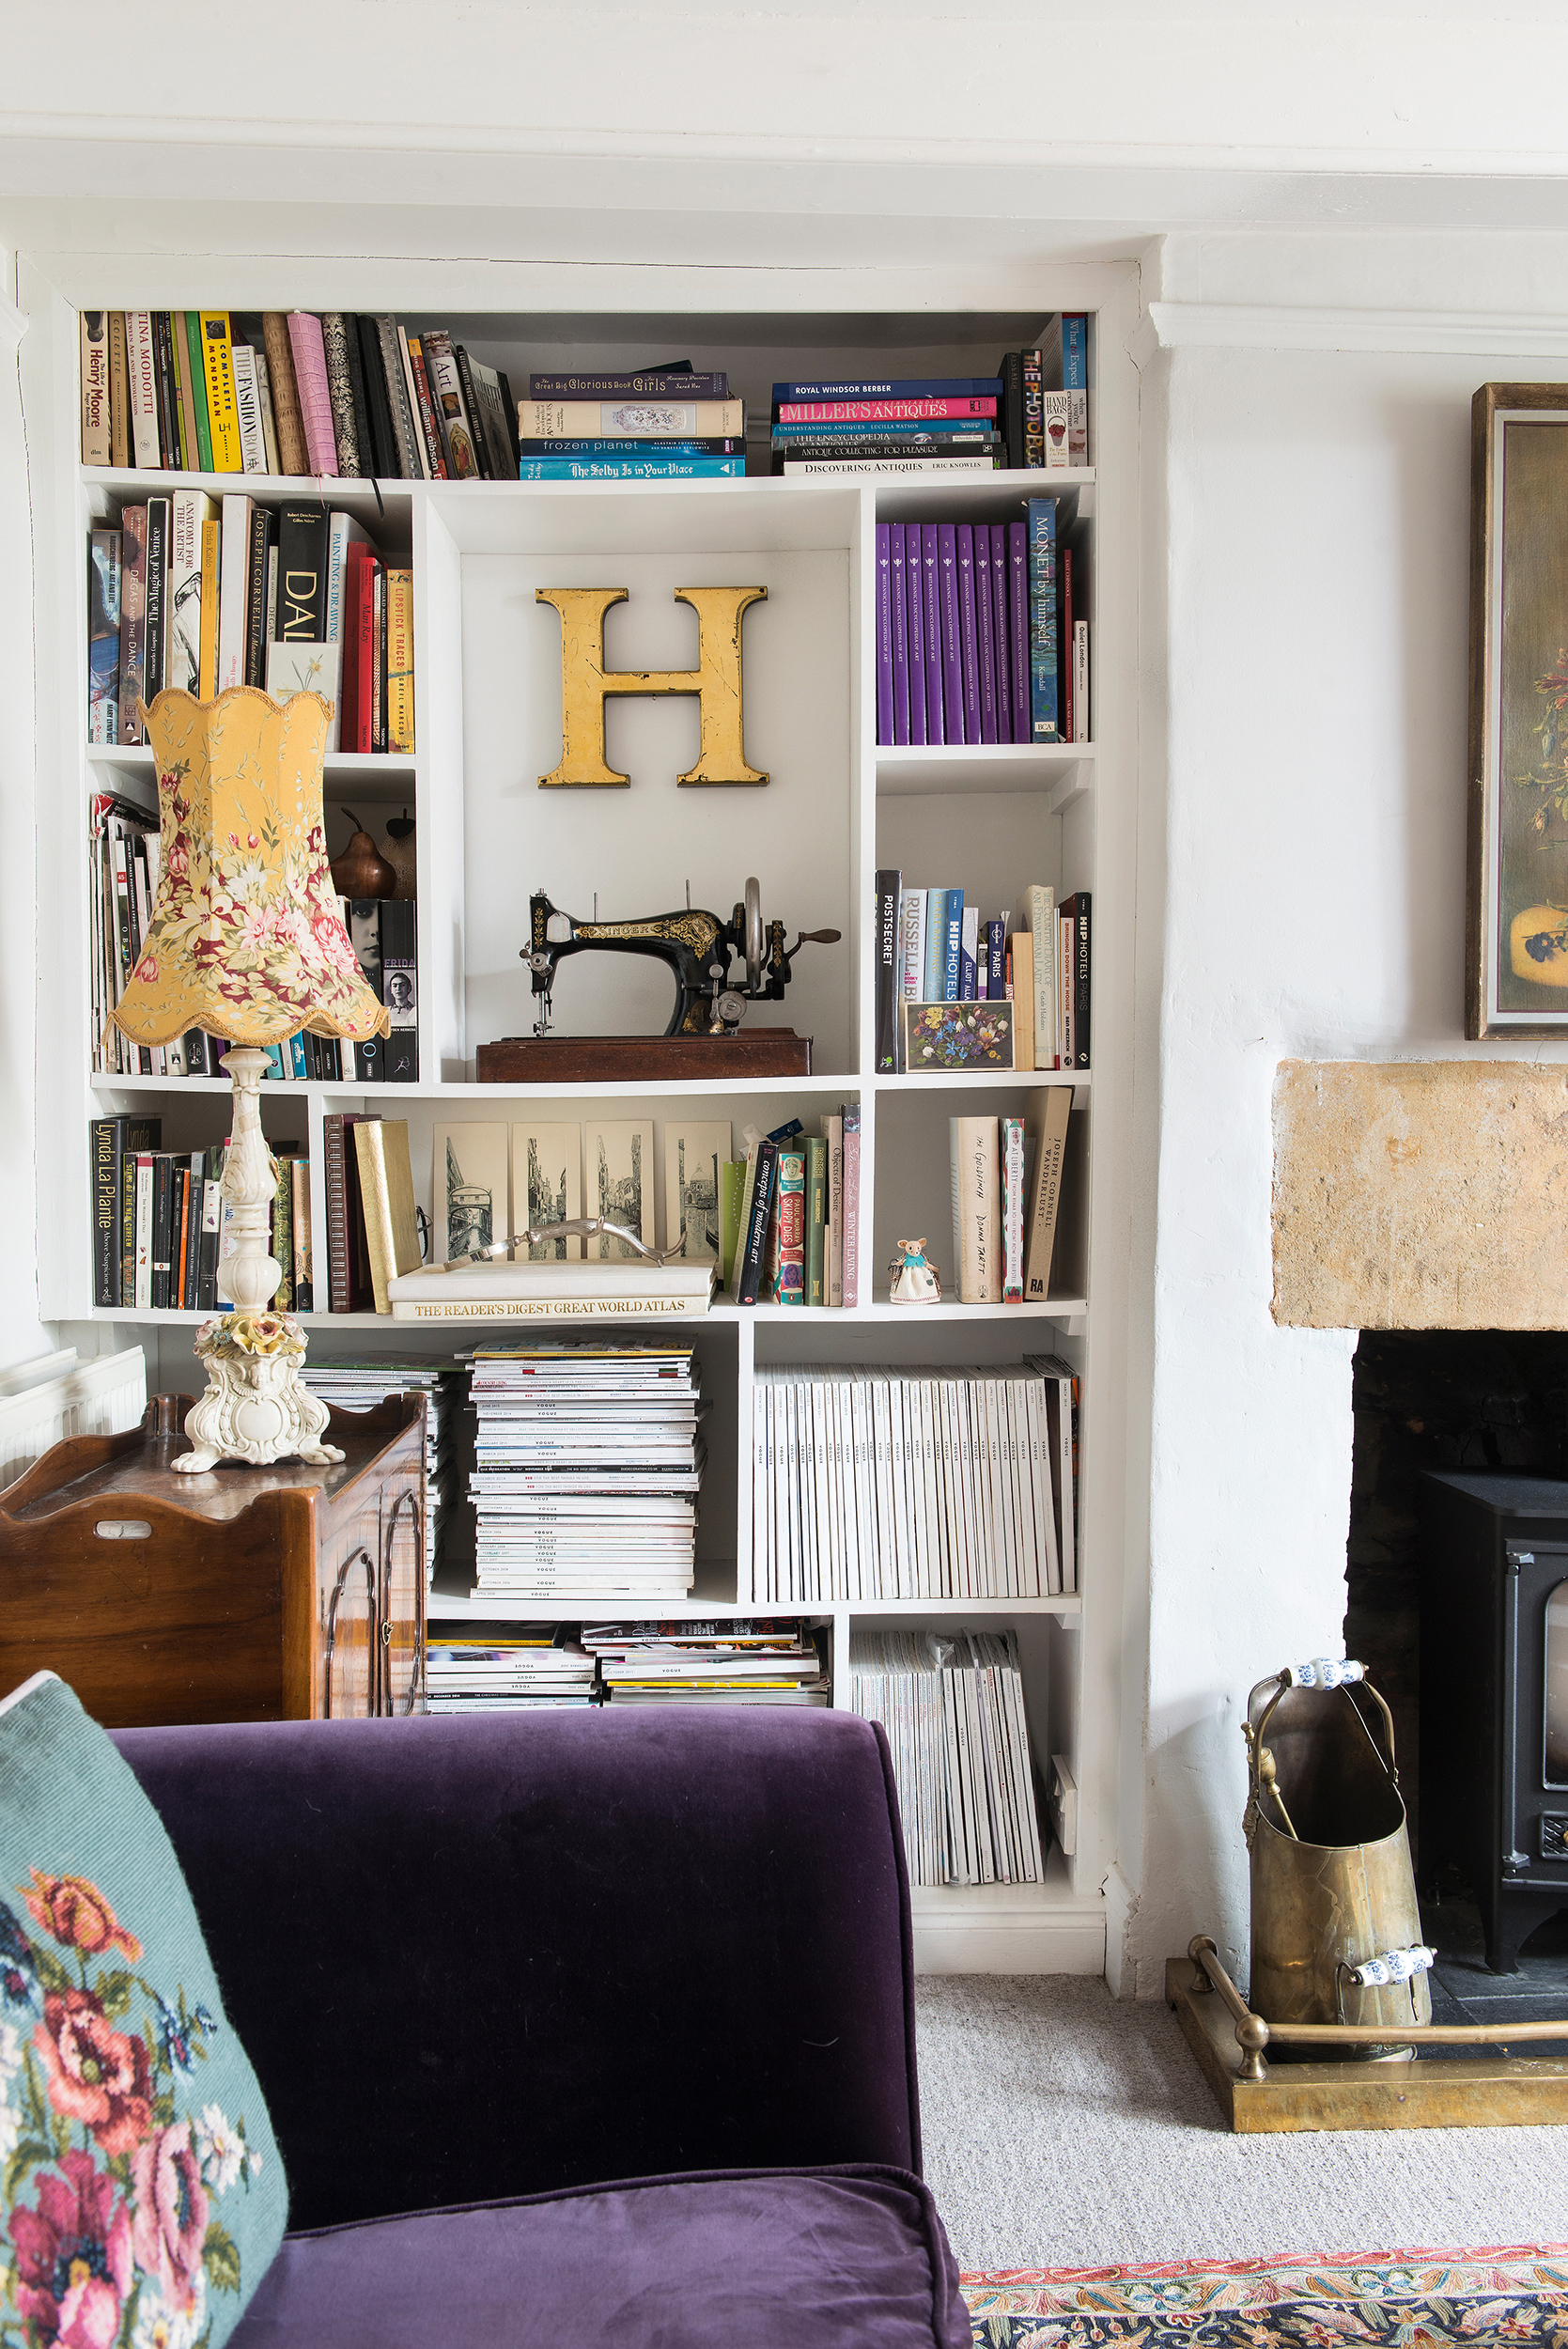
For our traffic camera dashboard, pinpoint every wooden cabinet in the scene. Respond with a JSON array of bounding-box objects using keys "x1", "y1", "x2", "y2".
[{"x1": 0, "y1": 1393, "x2": 427, "y2": 1726}]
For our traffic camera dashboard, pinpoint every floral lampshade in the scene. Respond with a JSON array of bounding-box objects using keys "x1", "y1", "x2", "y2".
[{"x1": 108, "y1": 687, "x2": 391, "y2": 1050}]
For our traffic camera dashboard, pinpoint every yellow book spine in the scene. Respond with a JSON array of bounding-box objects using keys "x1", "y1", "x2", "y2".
[
  {"x1": 199, "y1": 312, "x2": 243, "y2": 473},
  {"x1": 386, "y1": 567, "x2": 415, "y2": 751},
  {"x1": 352, "y1": 1117, "x2": 420, "y2": 1315},
  {"x1": 198, "y1": 519, "x2": 221, "y2": 699}
]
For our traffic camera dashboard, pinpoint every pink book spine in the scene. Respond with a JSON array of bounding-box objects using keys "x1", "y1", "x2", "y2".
[
  {"x1": 842, "y1": 1103, "x2": 861, "y2": 1308},
  {"x1": 287, "y1": 313, "x2": 339, "y2": 476}
]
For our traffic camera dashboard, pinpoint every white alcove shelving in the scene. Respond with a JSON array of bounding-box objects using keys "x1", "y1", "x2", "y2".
[{"x1": 28, "y1": 278, "x2": 1137, "y2": 1976}]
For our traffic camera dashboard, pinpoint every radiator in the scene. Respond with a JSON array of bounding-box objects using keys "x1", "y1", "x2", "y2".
[{"x1": 0, "y1": 1347, "x2": 147, "y2": 1491}]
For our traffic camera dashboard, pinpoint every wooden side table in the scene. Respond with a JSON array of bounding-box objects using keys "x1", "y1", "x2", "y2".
[{"x1": 0, "y1": 1393, "x2": 427, "y2": 1726}]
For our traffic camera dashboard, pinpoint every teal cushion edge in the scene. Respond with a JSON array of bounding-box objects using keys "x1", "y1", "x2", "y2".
[{"x1": 0, "y1": 1672, "x2": 287, "y2": 2349}]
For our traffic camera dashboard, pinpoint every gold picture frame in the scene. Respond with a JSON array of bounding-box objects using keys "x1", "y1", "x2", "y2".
[{"x1": 1467, "y1": 381, "x2": 1568, "y2": 1034}]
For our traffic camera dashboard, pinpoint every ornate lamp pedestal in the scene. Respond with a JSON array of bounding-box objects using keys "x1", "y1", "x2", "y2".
[{"x1": 173, "y1": 1048, "x2": 344, "y2": 1475}]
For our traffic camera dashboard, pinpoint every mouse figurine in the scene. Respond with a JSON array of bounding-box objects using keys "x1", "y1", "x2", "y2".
[{"x1": 889, "y1": 1237, "x2": 940, "y2": 1305}]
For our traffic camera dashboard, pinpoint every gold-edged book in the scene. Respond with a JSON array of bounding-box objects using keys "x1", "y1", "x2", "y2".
[{"x1": 353, "y1": 1117, "x2": 423, "y2": 1314}]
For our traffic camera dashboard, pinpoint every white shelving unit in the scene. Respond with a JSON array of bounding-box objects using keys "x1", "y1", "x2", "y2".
[{"x1": 26, "y1": 282, "x2": 1138, "y2": 1977}]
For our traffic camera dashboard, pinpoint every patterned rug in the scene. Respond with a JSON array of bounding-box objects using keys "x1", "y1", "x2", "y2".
[{"x1": 960, "y1": 2245, "x2": 1568, "y2": 2345}]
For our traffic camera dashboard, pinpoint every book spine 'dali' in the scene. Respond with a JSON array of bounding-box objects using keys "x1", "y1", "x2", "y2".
[
  {"x1": 955, "y1": 524, "x2": 980, "y2": 743},
  {"x1": 889, "y1": 523, "x2": 909, "y2": 747},
  {"x1": 320, "y1": 313, "x2": 362, "y2": 477},
  {"x1": 937, "y1": 524, "x2": 963, "y2": 745},
  {"x1": 906, "y1": 519, "x2": 926, "y2": 747},
  {"x1": 1027, "y1": 497, "x2": 1059, "y2": 741},
  {"x1": 1008, "y1": 522, "x2": 1030, "y2": 743},
  {"x1": 287, "y1": 313, "x2": 338, "y2": 476},
  {"x1": 974, "y1": 524, "x2": 997, "y2": 745},
  {"x1": 842, "y1": 1104, "x2": 861, "y2": 1308},
  {"x1": 921, "y1": 524, "x2": 943, "y2": 745},
  {"x1": 875, "y1": 523, "x2": 893, "y2": 745}
]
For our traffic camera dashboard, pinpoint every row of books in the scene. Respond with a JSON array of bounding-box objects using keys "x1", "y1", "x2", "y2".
[
  {"x1": 517, "y1": 366, "x2": 744, "y2": 481},
  {"x1": 78, "y1": 309, "x2": 520, "y2": 485},
  {"x1": 424, "y1": 1620, "x2": 826, "y2": 1708},
  {"x1": 467, "y1": 1344, "x2": 702, "y2": 1603},
  {"x1": 752, "y1": 1361, "x2": 1079, "y2": 1605},
  {"x1": 88, "y1": 501, "x2": 413, "y2": 753},
  {"x1": 426, "y1": 1626, "x2": 597, "y2": 1711},
  {"x1": 585, "y1": 1621, "x2": 828, "y2": 1705},
  {"x1": 297, "y1": 1360, "x2": 460, "y2": 1583},
  {"x1": 950, "y1": 1103, "x2": 1073, "y2": 1307},
  {"x1": 322, "y1": 1113, "x2": 426, "y2": 1315},
  {"x1": 847, "y1": 1628, "x2": 1047, "y2": 1887},
  {"x1": 90, "y1": 824, "x2": 417, "y2": 1084},
  {"x1": 875, "y1": 876, "x2": 1093, "y2": 1075},
  {"x1": 875, "y1": 500, "x2": 1085, "y2": 748},
  {"x1": 731, "y1": 1112, "x2": 862, "y2": 1308},
  {"x1": 88, "y1": 1114, "x2": 311, "y2": 1314},
  {"x1": 768, "y1": 325, "x2": 1088, "y2": 480}
]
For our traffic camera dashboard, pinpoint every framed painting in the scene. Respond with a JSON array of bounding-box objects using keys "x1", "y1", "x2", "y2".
[{"x1": 1467, "y1": 382, "x2": 1568, "y2": 1034}]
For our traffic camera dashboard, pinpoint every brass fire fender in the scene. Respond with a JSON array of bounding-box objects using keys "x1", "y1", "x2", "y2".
[{"x1": 1168, "y1": 1938, "x2": 1568, "y2": 2134}]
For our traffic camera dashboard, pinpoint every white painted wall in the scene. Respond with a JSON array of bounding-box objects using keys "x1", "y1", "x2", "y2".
[
  {"x1": 1123, "y1": 257, "x2": 1568, "y2": 1990},
  {"x1": 0, "y1": 258, "x2": 50, "y2": 1372}
]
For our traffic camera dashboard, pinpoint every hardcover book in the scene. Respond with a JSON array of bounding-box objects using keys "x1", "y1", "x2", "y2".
[
  {"x1": 380, "y1": 899, "x2": 418, "y2": 1081},
  {"x1": 109, "y1": 311, "x2": 130, "y2": 467},
  {"x1": 230, "y1": 342, "x2": 268, "y2": 474},
  {"x1": 874, "y1": 868, "x2": 900, "y2": 1074},
  {"x1": 775, "y1": 397, "x2": 995, "y2": 424},
  {"x1": 405, "y1": 336, "x2": 450, "y2": 478},
  {"x1": 768, "y1": 1150, "x2": 806, "y2": 1303},
  {"x1": 287, "y1": 312, "x2": 338, "y2": 476},
  {"x1": 198, "y1": 313, "x2": 243, "y2": 473},
  {"x1": 519, "y1": 398, "x2": 744, "y2": 439},
  {"x1": 875, "y1": 523, "x2": 893, "y2": 744},
  {"x1": 906, "y1": 524, "x2": 926, "y2": 746},
  {"x1": 263, "y1": 312, "x2": 309, "y2": 474},
  {"x1": 1001, "y1": 1115, "x2": 1026, "y2": 1302},
  {"x1": 955, "y1": 524, "x2": 981, "y2": 742},
  {"x1": 353, "y1": 1117, "x2": 422, "y2": 1315},
  {"x1": 1023, "y1": 1088, "x2": 1073, "y2": 1302},
  {"x1": 421, "y1": 328, "x2": 481, "y2": 479},
  {"x1": 922, "y1": 525, "x2": 943, "y2": 744},
  {"x1": 1008, "y1": 522, "x2": 1031, "y2": 742},
  {"x1": 989, "y1": 524, "x2": 1012, "y2": 740},
  {"x1": 116, "y1": 511, "x2": 147, "y2": 744},
  {"x1": 166, "y1": 490, "x2": 215, "y2": 696},
  {"x1": 974, "y1": 525, "x2": 997, "y2": 744},
  {"x1": 771, "y1": 377, "x2": 1000, "y2": 401},
  {"x1": 87, "y1": 532, "x2": 120, "y2": 744},
  {"x1": 79, "y1": 311, "x2": 110, "y2": 465},
  {"x1": 1027, "y1": 497, "x2": 1060, "y2": 740},
  {"x1": 386, "y1": 568, "x2": 415, "y2": 752},
  {"x1": 906, "y1": 1002, "x2": 1015, "y2": 1073},
  {"x1": 949, "y1": 1115, "x2": 1001, "y2": 1304},
  {"x1": 937, "y1": 524, "x2": 963, "y2": 744},
  {"x1": 516, "y1": 458, "x2": 743, "y2": 480},
  {"x1": 534, "y1": 371, "x2": 730, "y2": 398},
  {"x1": 320, "y1": 313, "x2": 362, "y2": 476},
  {"x1": 142, "y1": 497, "x2": 169, "y2": 708},
  {"x1": 126, "y1": 313, "x2": 161, "y2": 470},
  {"x1": 889, "y1": 524, "x2": 909, "y2": 746}
]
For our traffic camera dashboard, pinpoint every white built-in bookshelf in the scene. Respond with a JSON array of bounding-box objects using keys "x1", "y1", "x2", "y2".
[{"x1": 28, "y1": 287, "x2": 1135, "y2": 1976}]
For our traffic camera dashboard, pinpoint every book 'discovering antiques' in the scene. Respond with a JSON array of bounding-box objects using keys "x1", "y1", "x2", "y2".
[
  {"x1": 474, "y1": 879, "x2": 840, "y2": 1081},
  {"x1": 106, "y1": 686, "x2": 389, "y2": 1472}
]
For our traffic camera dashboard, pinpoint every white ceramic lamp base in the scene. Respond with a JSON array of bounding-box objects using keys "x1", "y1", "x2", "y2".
[{"x1": 173, "y1": 1047, "x2": 345, "y2": 1475}]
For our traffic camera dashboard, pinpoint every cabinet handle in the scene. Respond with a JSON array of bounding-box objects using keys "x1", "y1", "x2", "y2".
[
  {"x1": 380, "y1": 1486, "x2": 426, "y2": 1717},
  {"x1": 322, "y1": 1548, "x2": 376, "y2": 1720}
]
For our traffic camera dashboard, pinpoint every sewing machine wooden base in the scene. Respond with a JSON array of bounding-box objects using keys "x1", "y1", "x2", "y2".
[{"x1": 475, "y1": 1030, "x2": 814, "y2": 1082}]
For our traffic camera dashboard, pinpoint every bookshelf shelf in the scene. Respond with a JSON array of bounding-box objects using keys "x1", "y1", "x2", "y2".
[
  {"x1": 88, "y1": 743, "x2": 417, "y2": 802},
  {"x1": 875, "y1": 743, "x2": 1094, "y2": 799},
  {"x1": 39, "y1": 284, "x2": 1135, "y2": 1978}
]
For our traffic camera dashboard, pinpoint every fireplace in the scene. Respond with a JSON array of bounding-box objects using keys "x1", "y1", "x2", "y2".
[{"x1": 1418, "y1": 1474, "x2": 1568, "y2": 1972}]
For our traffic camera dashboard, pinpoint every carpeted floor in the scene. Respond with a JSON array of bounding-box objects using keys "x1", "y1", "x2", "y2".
[{"x1": 914, "y1": 1975, "x2": 1568, "y2": 2271}]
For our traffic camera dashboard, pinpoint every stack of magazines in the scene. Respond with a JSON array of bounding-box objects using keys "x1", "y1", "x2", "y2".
[
  {"x1": 298, "y1": 1360, "x2": 460, "y2": 1584},
  {"x1": 425, "y1": 1626, "x2": 595, "y2": 1713},
  {"x1": 846, "y1": 1627, "x2": 1045, "y2": 1886},
  {"x1": 517, "y1": 366, "x2": 744, "y2": 481},
  {"x1": 467, "y1": 1344, "x2": 704, "y2": 1604},
  {"x1": 585, "y1": 1621, "x2": 827, "y2": 1706}
]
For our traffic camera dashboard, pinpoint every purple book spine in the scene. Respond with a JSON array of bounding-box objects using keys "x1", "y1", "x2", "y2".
[
  {"x1": 922, "y1": 525, "x2": 944, "y2": 743},
  {"x1": 906, "y1": 521, "x2": 926, "y2": 745},
  {"x1": 974, "y1": 524, "x2": 998, "y2": 743},
  {"x1": 890, "y1": 522, "x2": 910, "y2": 746},
  {"x1": 938, "y1": 523, "x2": 964, "y2": 743},
  {"x1": 876, "y1": 522, "x2": 893, "y2": 744},
  {"x1": 989, "y1": 523, "x2": 1012, "y2": 741},
  {"x1": 1008, "y1": 521, "x2": 1031, "y2": 743},
  {"x1": 955, "y1": 524, "x2": 981, "y2": 742}
]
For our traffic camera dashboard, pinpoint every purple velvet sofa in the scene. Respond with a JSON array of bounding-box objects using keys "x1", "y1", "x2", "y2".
[{"x1": 112, "y1": 1704, "x2": 970, "y2": 2347}]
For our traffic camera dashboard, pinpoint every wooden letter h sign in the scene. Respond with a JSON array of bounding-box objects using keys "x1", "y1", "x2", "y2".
[{"x1": 536, "y1": 584, "x2": 768, "y2": 787}]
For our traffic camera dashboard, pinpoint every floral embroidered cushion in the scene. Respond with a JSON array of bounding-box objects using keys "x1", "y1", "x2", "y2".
[{"x1": 0, "y1": 1672, "x2": 287, "y2": 2349}]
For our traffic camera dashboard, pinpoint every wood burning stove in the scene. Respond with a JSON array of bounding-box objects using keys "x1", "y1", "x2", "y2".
[{"x1": 1419, "y1": 1471, "x2": 1568, "y2": 1972}]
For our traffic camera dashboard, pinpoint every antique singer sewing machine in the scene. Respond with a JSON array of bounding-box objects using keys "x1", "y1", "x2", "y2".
[{"x1": 474, "y1": 879, "x2": 841, "y2": 1081}]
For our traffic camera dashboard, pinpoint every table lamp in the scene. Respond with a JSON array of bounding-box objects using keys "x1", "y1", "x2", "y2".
[{"x1": 109, "y1": 686, "x2": 391, "y2": 1473}]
